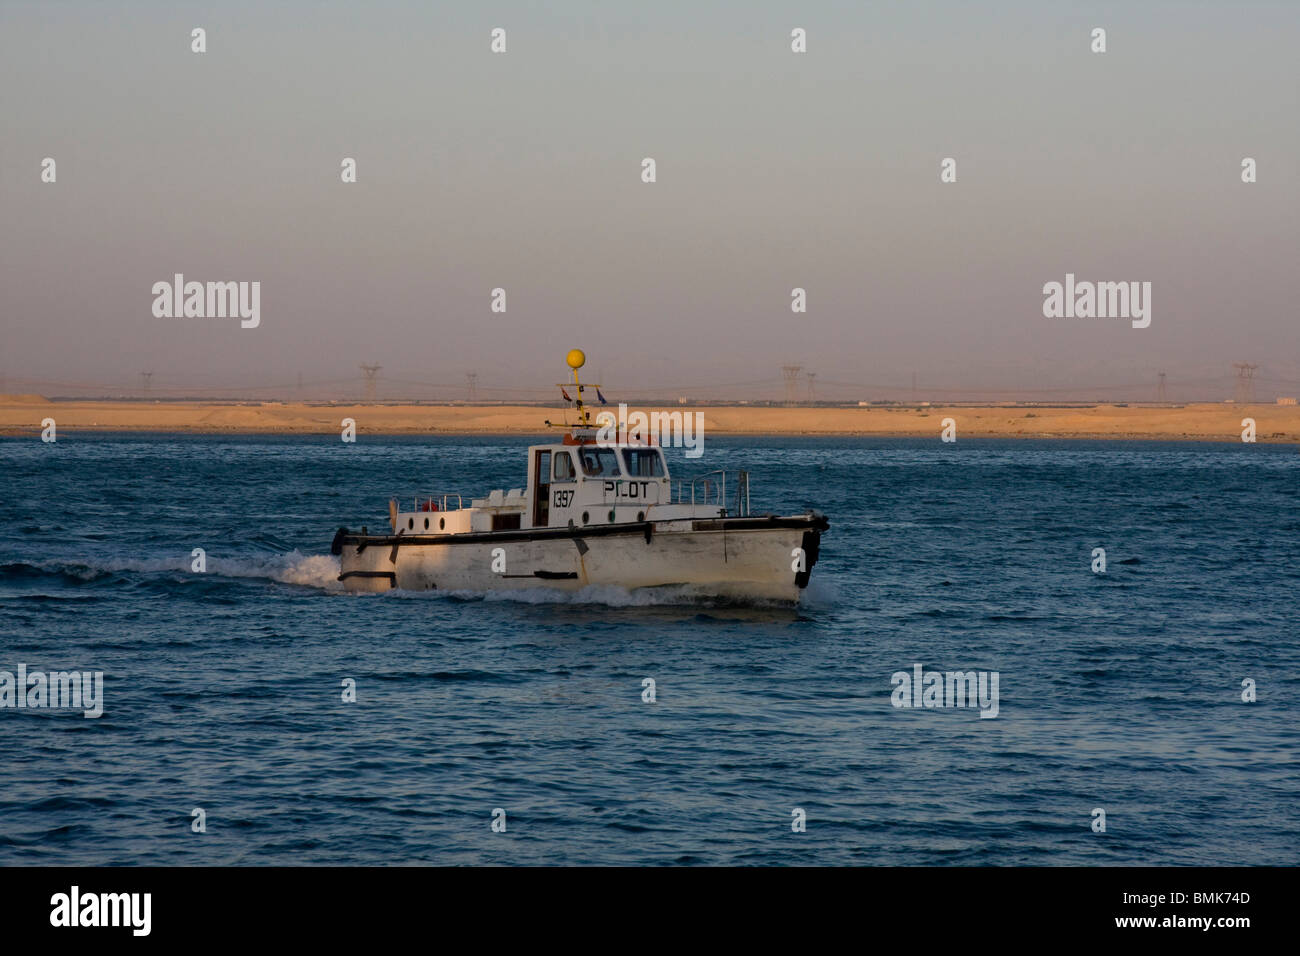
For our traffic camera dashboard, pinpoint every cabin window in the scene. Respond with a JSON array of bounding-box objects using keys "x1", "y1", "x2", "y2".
[
  {"x1": 578, "y1": 447, "x2": 620, "y2": 477},
  {"x1": 553, "y1": 451, "x2": 577, "y2": 481},
  {"x1": 621, "y1": 448, "x2": 665, "y2": 477}
]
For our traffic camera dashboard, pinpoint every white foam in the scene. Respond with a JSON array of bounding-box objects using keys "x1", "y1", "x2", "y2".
[
  {"x1": 202, "y1": 550, "x2": 343, "y2": 591},
  {"x1": 37, "y1": 550, "x2": 344, "y2": 591},
  {"x1": 797, "y1": 574, "x2": 839, "y2": 607}
]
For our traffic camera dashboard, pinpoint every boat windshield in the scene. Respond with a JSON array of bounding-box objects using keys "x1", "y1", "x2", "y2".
[
  {"x1": 622, "y1": 448, "x2": 665, "y2": 477},
  {"x1": 578, "y1": 447, "x2": 621, "y2": 477}
]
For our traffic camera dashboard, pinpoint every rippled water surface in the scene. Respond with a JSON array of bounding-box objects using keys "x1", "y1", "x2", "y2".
[{"x1": 1, "y1": 433, "x2": 1297, "y2": 865}]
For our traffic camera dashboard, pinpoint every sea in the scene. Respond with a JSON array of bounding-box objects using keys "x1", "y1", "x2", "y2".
[{"x1": 1, "y1": 433, "x2": 1297, "y2": 865}]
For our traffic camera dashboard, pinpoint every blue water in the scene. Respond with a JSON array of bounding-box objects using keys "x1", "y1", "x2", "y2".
[{"x1": 1, "y1": 433, "x2": 1297, "y2": 865}]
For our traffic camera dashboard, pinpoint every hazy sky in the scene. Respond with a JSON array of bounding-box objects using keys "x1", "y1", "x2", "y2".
[{"x1": 2, "y1": 0, "x2": 1297, "y2": 401}]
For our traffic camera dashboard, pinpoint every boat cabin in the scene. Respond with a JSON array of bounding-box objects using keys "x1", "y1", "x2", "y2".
[
  {"x1": 386, "y1": 349, "x2": 750, "y2": 537},
  {"x1": 389, "y1": 435, "x2": 747, "y2": 536},
  {"x1": 525, "y1": 436, "x2": 669, "y2": 530}
]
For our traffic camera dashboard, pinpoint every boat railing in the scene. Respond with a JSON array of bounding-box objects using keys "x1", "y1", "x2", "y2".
[
  {"x1": 669, "y1": 470, "x2": 750, "y2": 516},
  {"x1": 401, "y1": 493, "x2": 465, "y2": 514}
]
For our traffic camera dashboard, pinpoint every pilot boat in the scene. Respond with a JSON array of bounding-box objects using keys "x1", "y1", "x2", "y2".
[{"x1": 330, "y1": 350, "x2": 829, "y2": 602}]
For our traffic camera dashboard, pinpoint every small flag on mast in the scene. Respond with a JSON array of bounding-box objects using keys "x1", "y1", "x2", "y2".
[
  {"x1": 561, "y1": 387, "x2": 572, "y2": 402},
  {"x1": 597, "y1": 388, "x2": 608, "y2": 405}
]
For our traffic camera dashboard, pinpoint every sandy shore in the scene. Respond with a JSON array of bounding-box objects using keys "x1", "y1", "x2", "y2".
[{"x1": 1, "y1": 397, "x2": 1297, "y2": 442}]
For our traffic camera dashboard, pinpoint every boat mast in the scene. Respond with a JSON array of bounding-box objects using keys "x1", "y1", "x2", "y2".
[
  {"x1": 568, "y1": 348, "x2": 591, "y2": 428},
  {"x1": 544, "y1": 348, "x2": 600, "y2": 434}
]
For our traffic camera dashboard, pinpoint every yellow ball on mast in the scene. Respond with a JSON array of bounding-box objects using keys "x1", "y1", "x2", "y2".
[{"x1": 565, "y1": 349, "x2": 591, "y2": 427}]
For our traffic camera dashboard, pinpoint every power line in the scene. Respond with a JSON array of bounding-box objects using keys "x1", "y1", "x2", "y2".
[
  {"x1": 8, "y1": 368, "x2": 1297, "y2": 403},
  {"x1": 1232, "y1": 362, "x2": 1258, "y2": 405},
  {"x1": 359, "y1": 363, "x2": 382, "y2": 402},
  {"x1": 781, "y1": 365, "x2": 803, "y2": 405}
]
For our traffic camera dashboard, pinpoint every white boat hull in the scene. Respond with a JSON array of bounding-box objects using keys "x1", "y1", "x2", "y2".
[{"x1": 331, "y1": 514, "x2": 827, "y2": 603}]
